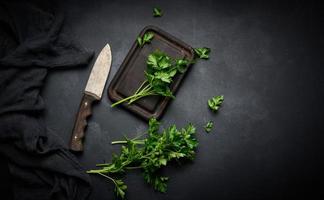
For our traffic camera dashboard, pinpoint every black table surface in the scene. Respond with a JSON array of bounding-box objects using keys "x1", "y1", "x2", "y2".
[{"x1": 1, "y1": 0, "x2": 323, "y2": 199}]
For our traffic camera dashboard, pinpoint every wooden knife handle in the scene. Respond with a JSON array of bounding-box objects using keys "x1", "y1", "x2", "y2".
[{"x1": 69, "y1": 93, "x2": 96, "y2": 152}]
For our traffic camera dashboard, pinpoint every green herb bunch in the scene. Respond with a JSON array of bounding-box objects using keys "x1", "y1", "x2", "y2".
[
  {"x1": 111, "y1": 50, "x2": 190, "y2": 107},
  {"x1": 87, "y1": 118, "x2": 198, "y2": 199}
]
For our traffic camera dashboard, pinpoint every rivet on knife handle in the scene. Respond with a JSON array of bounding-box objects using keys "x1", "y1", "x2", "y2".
[{"x1": 70, "y1": 94, "x2": 96, "y2": 151}]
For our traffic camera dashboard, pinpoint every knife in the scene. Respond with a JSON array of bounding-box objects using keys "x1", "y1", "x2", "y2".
[{"x1": 69, "y1": 43, "x2": 112, "y2": 152}]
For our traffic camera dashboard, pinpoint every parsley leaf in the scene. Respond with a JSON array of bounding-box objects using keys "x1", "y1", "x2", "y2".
[
  {"x1": 87, "y1": 118, "x2": 198, "y2": 199},
  {"x1": 111, "y1": 50, "x2": 190, "y2": 107},
  {"x1": 143, "y1": 32, "x2": 154, "y2": 42},
  {"x1": 136, "y1": 37, "x2": 142, "y2": 47},
  {"x1": 115, "y1": 179, "x2": 127, "y2": 199},
  {"x1": 137, "y1": 32, "x2": 154, "y2": 47},
  {"x1": 155, "y1": 71, "x2": 172, "y2": 83},
  {"x1": 175, "y1": 59, "x2": 189, "y2": 73},
  {"x1": 208, "y1": 95, "x2": 224, "y2": 112},
  {"x1": 204, "y1": 121, "x2": 213, "y2": 133},
  {"x1": 194, "y1": 47, "x2": 210, "y2": 59},
  {"x1": 153, "y1": 7, "x2": 162, "y2": 17}
]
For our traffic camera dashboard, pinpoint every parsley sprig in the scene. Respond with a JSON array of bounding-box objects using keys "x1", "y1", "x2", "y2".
[
  {"x1": 111, "y1": 50, "x2": 190, "y2": 107},
  {"x1": 204, "y1": 121, "x2": 213, "y2": 133},
  {"x1": 137, "y1": 32, "x2": 154, "y2": 47},
  {"x1": 87, "y1": 118, "x2": 198, "y2": 199},
  {"x1": 194, "y1": 47, "x2": 210, "y2": 59},
  {"x1": 153, "y1": 7, "x2": 162, "y2": 17},
  {"x1": 208, "y1": 95, "x2": 224, "y2": 112}
]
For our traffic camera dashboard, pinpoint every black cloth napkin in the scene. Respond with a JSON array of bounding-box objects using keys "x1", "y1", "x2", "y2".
[{"x1": 0, "y1": 1, "x2": 93, "y2": 200}]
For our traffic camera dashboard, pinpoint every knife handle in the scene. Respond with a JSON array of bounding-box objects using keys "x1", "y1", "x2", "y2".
[{"x1": 69, "y1": 93, "x2": 96, "y2": 152}]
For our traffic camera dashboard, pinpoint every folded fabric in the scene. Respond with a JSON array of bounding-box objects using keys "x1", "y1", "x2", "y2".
[{"x1": 0, "y1": 1, "x2": 93, "y2": 200}]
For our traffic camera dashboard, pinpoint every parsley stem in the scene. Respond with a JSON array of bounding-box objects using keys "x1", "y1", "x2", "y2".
[
  {"x1": 128, "y1": 90, "x2": 156, "y2": 104},
  {"x1": 111, "y1": 140, "x2": 145, "y2": 145},
  {"x1": 96, "y1": 163, "x2": 111, "y2": 167},
  {"x1": 140, "y1": 84, "x2": 152, "y2": 93},
  {"x1": 112, "y1": 83, "x2": 155, "y2": 106},
  {"x1": 125, "y1": 166, "x2": 142, "y2": 170},
  {"x1": 98, "y1": 172, "x2": 115, "y2": 182},
  {"x1": 87, "y1": 169, "x2": 109, "y2": 174},
  {"x1": 111, "y1": 141, "x2": 127, "y2": 144},
  {"x1": 132, "y1": 132, "x2": 147, "y2": 140},
  {"x1": 134, "y1": 80, "x2": 147, "y2": 95},
  {"x1": 111, "y1": 93, "x2": 146, "y2": 107},
  {"x1": 95, "y1": 172, "x2": 119, "y2": 187}
]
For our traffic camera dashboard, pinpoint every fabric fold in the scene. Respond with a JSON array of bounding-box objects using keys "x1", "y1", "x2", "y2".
[{"x1": 0, "y1": 1, "x2": 94, "y2": 200}]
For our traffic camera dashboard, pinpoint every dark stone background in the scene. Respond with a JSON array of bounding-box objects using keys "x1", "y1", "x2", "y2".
[{"x1": 1, "y1": 0, "x2": 323, "y2": 199}]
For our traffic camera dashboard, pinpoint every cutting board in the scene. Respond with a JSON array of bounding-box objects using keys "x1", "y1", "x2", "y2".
[{"x1": 108, "y1": 25, "x2": 194, "y2": 120}]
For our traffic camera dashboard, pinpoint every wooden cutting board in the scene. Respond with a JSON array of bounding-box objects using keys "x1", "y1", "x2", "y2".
[{"x1": 108, "y1": 25, "x2": 194, "y2": 120}]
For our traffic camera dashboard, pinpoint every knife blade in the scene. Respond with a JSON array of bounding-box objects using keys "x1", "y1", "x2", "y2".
[{"x1": 69, "y1": 43, "x2": 112, "y2": 152}]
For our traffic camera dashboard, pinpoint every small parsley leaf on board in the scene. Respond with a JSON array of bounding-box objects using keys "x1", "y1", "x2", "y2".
[
  {"x1": 204, "y1": 121, "x2": 213, "y2": 133},
  {"x1": 194, "y1": 47, "x2": 210, "y2": 59},
  {"x1": 208, "y1": 95, "x2": 224, "y2": 112},
  {"x1": 143, "y1": 32, "x2": 154, "y2": 42},
  {"x1": 137, "y1": 32, "x2": 154, "y2": 47},
  {"x1": 137, "y1": 37, "x2": 143, "y2": 46},
  {"x1": 153, "y1": 7, "x2": 162, "y2": 17}
]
